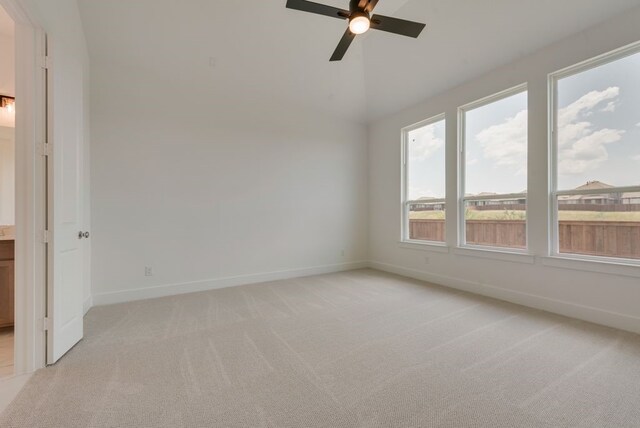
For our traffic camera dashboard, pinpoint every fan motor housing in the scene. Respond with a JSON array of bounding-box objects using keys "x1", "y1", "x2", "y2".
[
  {"x1": 349, "y1": 0, "x2": 364, "y2": 12},
  {"x1": 349, "y1": 10, "x2": 370, "y2": 22}
]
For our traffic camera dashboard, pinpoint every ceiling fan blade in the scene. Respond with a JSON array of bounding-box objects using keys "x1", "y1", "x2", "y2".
[
  {"x1": 330, "y1": 28, "x2": 356, "y2": 61},
  {"x1": 370, "y1": 14, "x2": 426, "y2": 38},
  {"x1": 286, "y1": 0, "x2": 349, "y2": 20}
]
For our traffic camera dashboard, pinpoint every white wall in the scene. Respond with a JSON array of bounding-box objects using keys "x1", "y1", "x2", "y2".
[
  {"x1": 369, "y1": 8, "x2": 640, "y2": 334},
  {"x1": 24, "y1": 0, "x2": 92, "y2": 309},
  {"x1": 90, "y1": 63, "x2": 369, "y2": 304}
]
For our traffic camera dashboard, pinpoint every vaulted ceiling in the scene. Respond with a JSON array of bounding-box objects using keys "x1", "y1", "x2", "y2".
[{"x1": 78, "y1": 0, "x2": 640, "y2": 123}]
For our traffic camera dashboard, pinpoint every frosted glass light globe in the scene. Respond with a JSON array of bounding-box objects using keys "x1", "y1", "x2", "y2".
[{"x1": 349, "y1": 15, "x2": 370, "y2": 34}]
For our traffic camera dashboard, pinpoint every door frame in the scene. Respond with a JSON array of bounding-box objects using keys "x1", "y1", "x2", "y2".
[{"x1": 0, "y1": 0, "x2": 48, "y2": 374}]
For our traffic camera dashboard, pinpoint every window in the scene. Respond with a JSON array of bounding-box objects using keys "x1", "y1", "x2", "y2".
[
  {"x1": 551, "y1": 46, "x2": 640, "y2": 261},
  {"x1": 459, "y1": 86, "x2": 528, "y2": 250},
  {"x1": 402, "y1": 115, "x2": 446, "y2": 243}
]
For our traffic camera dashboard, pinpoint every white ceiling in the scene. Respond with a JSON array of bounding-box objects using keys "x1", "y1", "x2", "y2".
[{"x1": 78, "y1": 0, "x2": 640, "y2": 123}]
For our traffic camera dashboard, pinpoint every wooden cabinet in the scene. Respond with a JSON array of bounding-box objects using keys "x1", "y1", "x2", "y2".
[{"x1": 0, "y1": 240, "x2": 14, "y2": 328}]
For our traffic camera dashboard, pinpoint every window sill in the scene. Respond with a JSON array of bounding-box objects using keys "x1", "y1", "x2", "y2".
[
  {"x1": 453, "y1": 246, "x2": 535, "y2": 264},
  {"x1": 398, "y1": 240, "x2": 450, "y2": 253},
  {"x1": 541, "y1": 255, "x2": 640, "y2": 278}
]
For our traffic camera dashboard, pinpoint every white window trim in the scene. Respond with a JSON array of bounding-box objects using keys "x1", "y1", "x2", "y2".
[
  {"x1": 457, "y1": 83, "x2": 530, "y2": 254},
  {"x1": 548, "y1": 40, "x2": 640, "y2": 267},
  {"x1": 400, "y1": 113, "x2": 447, "y2": 247}
]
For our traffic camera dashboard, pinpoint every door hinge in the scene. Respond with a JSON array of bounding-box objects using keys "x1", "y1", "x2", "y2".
[
  {"x1": 41, "y1": 142, "x2": 51, "y2": 157},
  {"x1": 43, "y1": 230, "x2": 50, "y2": 244},
  {"x1": 43, "y1": 317, "x2": 51, "y2": 331},
  {"x1": 41, "y1": 55, "x2": 51, "y2": 70}
]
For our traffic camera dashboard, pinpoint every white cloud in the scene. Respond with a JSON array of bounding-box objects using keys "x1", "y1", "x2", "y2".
[
  {"x1": 633, "y1": 154, "x2": 640, "y2": 161},
  {"x1": 476, "y1": 109, "x2": 528, "y2": 175},
  {"x1": 636, "y1": 122, "x2": 640, "y2": 128},
  {"x1": 557, "y1": 87, "x2": 625, "y2": 175},
  {"x1": 558, "y1": 87, "x2": 619, "y2": 126},
  {"x1": 467, "y1": 158, "x2": 479, "y2": 166},
  {"x1": 408, "y1": 124, "x2": 444, "y2": 162},
  {"x1": 408, "y1": 186, "x2": 435, "y2": 200},
  {"x1": 559, "y1": 129, "x2": 625, "y2": 174},
  {"x1": 600, "y1": 101, "x2": 617, "y2": 113}
]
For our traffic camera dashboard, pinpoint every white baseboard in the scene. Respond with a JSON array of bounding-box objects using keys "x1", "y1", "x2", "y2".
[
  {"x1": 369, "y1": 261, "x2": 640, "y2": 335},
  {"x1": 92, "y1": 261, "x2": 369, "y2": 306},
  {"x1": 83, "y1": 296, "x2": 93, "y2": 315}
]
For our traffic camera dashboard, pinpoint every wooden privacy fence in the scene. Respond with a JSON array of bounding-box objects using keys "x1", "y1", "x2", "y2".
[
  {"x1": 409, "y1": 219, "x2": 640, "y2": 259},
  {"x1": 465, "y1": 220, "x2": 526, "y2": 249},
  {"x1": 409, "y1": 219, "x2": 446, "y2": 242},
  {"x1": 559, "y1": 221, "x2": 640, "y2": 259}
]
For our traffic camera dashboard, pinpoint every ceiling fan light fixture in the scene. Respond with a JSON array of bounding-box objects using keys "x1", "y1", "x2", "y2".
[
  {"x1": 0, "y1": 95, "x2": 14, "y2": 113},
  {"x1": 285, "y1": 0, "x2": 426, "y2": 61},
  {"x1": 349, "y1": 14, "x2": 370, "y2": 35}
]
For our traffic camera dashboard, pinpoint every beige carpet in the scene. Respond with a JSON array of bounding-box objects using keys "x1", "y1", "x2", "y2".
[{"x1": 1, "y1": 269, "x2": 640, "y2": 427}]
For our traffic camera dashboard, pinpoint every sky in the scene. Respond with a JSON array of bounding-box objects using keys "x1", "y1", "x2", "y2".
[
  {"x1": 407, "y1": 119, "x2": 445, "y2": 200},
  {"x1": 407, "y1": 49, "x2": 640, "y2": 200},
  {"x1": 557, "y1": 50, "x2": 640, "y2": 190},
  {"x1": 465, "y1": 91, "x2": 527, "y2": 195}
]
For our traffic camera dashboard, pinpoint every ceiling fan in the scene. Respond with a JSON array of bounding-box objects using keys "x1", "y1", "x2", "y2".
[{"x1": 286, "y1": 0, "x2": 426, "y2": 61}]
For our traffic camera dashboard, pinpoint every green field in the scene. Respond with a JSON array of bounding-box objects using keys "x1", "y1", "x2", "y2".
[{"x1": 409, "y1": 209, "x2": 640, "y2": 222}]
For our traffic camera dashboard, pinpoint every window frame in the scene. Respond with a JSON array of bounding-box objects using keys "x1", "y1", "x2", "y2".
[
  {"x1": 400, "y1": 113, "x2": 447, "y2": 247},
  {"x1": 549, "y1": 41, "x2": 640, "y2": 265},
  {"x1": 457, "y1": 83, "x2": 529, "y2": 253}
]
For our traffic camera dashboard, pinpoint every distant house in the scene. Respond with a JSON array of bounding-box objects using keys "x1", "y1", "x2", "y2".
[
  {"x1": 412, "y1": 197, "x2": 445, "y2": 211},
  {"x1": 465, "y1": 191, "x2": 526, "y2": 207},
  {"x1": 422, "y1": 181, "x2": 636, "y2": 209},
  {"x1": 621, "y1": 191, "x2": 640, "y2": 204},
  {"x1": 558, "y1": 181, "x2": 618, "y2": 205}
]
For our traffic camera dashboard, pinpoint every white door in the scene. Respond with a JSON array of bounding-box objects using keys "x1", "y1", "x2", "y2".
[{"x1": 45, "y1": 35, "x2": 86, "y2": 364}]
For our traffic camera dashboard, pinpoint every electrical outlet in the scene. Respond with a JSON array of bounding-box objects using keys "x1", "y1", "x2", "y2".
[
  {"x1": 145, "y1": 266, "x2": 153, "y2": 276},
  {"x1": 341, "y1": 249, "x2": 345, "y2": 258},
  {"x1": 424, "y1": 257, "x2": 430, "y2": 265}
]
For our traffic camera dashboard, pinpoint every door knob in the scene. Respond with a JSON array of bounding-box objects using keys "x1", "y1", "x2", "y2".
[{"x1": 78, "y1": 231, "x2": 90, "y2": 239}]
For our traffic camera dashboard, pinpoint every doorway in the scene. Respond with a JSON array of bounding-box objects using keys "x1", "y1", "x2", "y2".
[
  {"x1": 0, "y1": 0, "x2": 48, "y2": 381},
  {"x1": 0, "y1": 0, "x2": 88, "y2": 384},
  {"x1": 0, "y1": 2, "x2": 15, "y2": 379}
]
